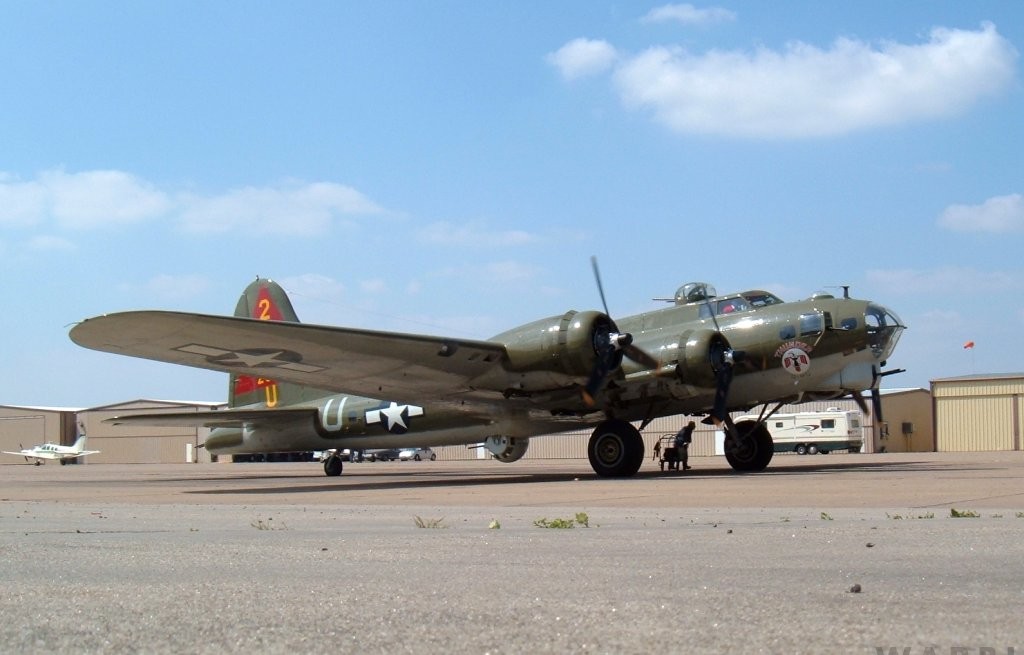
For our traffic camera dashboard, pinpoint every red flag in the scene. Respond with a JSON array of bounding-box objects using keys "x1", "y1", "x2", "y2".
[{"x1": 963, "y1": 341, "x2": 975, "y2": 350}]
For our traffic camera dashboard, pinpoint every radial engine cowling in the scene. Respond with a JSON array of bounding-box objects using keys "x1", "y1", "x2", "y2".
[
  {"x1": 674, "y1": 328, "x2": 731, "y2": 389},
  {"x1": 495, "y1": 310, "x2": 622, "y2": 392},
  {"x1": 484, "y1": 435, "x2": 529, "y2": 463}
]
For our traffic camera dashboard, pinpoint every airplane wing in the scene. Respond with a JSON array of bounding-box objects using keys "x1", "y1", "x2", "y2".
[
  {"x1": 70, "y1": 311, "x2": 510, "y2": 403},
  {"x1": 2, "y1": 451, "x2": 31, "y2": 457}
]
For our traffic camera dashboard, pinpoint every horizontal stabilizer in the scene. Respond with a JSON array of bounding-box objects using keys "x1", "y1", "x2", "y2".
[{"x1": 106, "y1": 407, "x2": 318, "y2": 429}]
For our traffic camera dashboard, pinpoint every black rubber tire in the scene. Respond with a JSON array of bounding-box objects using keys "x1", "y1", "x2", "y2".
[
  {"x1": 724, "y1": 420, "x2": 774, "y2": 472},
  {"x1": 323, "y1": 456, "x2": 343, "y2": 477},
  {"x1": 587, "y1": 419, "x2": 645, "y2": 478}
]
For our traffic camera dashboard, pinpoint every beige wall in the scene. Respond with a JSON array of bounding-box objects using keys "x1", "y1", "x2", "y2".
[
  {"x1": 80, "y1": 400, "x2": 220, "y2": 464},
  {"x1": 875, "y1": 390, "x2": 934, "y2": 453},
  {"x1": 933, "y1": 376, "x2": 1023, "y2": 452},
  {"x1": 0, "y1": 406, "x2": 78, "y2": 463}
]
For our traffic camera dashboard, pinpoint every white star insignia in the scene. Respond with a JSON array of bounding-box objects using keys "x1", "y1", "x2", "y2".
[{"x1": 366, "y1": 402, "x2": 425, "y2": 433}]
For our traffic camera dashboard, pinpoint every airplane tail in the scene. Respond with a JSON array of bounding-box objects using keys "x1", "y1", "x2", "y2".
[
  {"x1": 70, "y1": 434, "x2": 88, "y2": 453},
  {"x1": 228, "y1": 278, "x2": 310, "y2": 409}
]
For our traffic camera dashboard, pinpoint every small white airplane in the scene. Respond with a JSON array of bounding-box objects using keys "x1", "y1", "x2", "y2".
[{"x1": 2, "y1": 435, "x2": 100, "y2": 465}]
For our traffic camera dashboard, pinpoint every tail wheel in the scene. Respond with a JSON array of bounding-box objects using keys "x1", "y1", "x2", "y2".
[
  {"x1": 323, "y1": 455, "x2": 343, "y2": 477},
  {"x1": 724, "y1": 420, "x2": 774, "y2": 472},
  {"x1": 588, "y1": 419, "x2": 644, "y2": 478}
]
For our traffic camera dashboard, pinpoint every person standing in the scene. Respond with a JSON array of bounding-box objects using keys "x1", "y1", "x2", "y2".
[{"x1": 674, "y1": 421, "x2": 695, "y2": 470}]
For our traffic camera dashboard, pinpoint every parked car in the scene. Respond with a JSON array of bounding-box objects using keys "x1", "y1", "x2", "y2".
[
  {"x1": 364, "y1": 448, "x2": 400, "y2": 462},
  {"x1": 399, "y1": 447, "x2": 436, "y2": 461}
]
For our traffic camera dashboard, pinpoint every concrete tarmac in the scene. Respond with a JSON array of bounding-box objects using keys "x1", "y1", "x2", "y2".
[{"x1": 2, "y1": 452, "x2": 1023, "y2": 654}]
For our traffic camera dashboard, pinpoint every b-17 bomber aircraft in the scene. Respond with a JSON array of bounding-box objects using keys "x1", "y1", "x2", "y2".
[
  {"x1": 69, "y1": 265, "x2": 904, "y2": 478},
  {"x1": 3, "y1": 435, "x2": 100, "y2": 465}
]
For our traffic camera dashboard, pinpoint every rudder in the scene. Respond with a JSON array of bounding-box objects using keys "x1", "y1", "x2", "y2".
[{"x1": 229, "y1": 278, "x2": 303, "y2": 408}]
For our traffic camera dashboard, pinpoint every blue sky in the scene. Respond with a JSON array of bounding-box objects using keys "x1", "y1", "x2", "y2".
[{"x1": 2, "y1": 2, "x2": 1021, "y2": 407}]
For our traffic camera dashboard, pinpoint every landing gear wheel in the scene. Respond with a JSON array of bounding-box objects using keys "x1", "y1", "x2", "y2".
[
  {"x1": 587, "y1": 419, "x2": 644, "y2": 478},
  {"x1": 323, "y1": 455, "x2": 343, "y2": 477},
  {"x1": 724, "y1": 420, "x2": 774, "y2": 473}
]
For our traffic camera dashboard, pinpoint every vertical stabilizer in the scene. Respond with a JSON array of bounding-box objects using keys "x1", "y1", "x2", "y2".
[{"x1": 228, "y1": 278, "x2": 304, "y2": 408}]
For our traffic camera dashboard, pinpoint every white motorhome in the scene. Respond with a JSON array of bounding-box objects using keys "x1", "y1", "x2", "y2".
[{"x1": 736, "y1": 408, "x2": 863, "y2": 455}]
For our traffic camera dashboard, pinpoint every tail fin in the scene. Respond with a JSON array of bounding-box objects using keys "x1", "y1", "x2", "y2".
[
  {"x1": 70, "y1": 434, "x2": 88, "y2": 453},
  {"x1": 228, "y1": 278, "x2": 305, "y2": 409}
]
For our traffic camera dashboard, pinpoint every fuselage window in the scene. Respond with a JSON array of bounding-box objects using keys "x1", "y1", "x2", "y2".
[
  {"x1": 799, "y1": 313, "x2": 823, "y2": 336},
  {"x1": 779, "y1": 325, "x2": 796, "y2": 340}
]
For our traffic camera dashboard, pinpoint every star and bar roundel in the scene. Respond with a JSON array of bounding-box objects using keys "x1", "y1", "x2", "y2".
[{"x1": 175, "y1": 344, "x2": 326, "y2": 373}]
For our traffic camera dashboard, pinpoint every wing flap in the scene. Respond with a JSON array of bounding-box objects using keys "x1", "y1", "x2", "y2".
[{"x1": 70, "y1": 311, "x2": 510, "y2": 403}]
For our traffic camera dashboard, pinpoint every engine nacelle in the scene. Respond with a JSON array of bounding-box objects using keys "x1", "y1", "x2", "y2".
[
  {"x1": 492, "y1": 310, "x2": 621, "y2": 391},
  {"x1": 674, "y1": 328, "x2": 730, "y2": 389},
  {"x1": 483, "y1": 435, "x2": 530, "y2": 463}
]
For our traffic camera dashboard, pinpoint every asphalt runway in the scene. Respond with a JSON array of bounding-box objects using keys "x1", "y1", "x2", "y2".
[{"x1": 2, "y1": 452, "x2": 1023, "y2": 654}]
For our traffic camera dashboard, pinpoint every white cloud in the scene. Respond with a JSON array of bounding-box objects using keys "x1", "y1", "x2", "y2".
[
  {"x1": 0, "y1": 169, "x2": 383, "y2": 237},
  {"x1": 435, "y1": 260, "x2": 540, "y2": 285},
  {"x1": 641, "y1": 4, "x2": 736, "y2": 26},
  {"x1": 279, "y1": 273, "x2": 347, "y2": 307},
  {"x1": 143, "y1": 274, "x2": 211, "y2": 301},
  {"x1": 484, "y1": 260, "x2": 539, "y2": 283},
  {"x1": 178, "y1": 182, "x2": 381, "y2": 236},
  {"x1": 27, "y1": 235, "x2": 76, "y2": 252},
  {"x1": 865, "y1": 266, "x2": 1018, "y2": 294},
  {"x1": 44, "y1": 169, "x2": 171, "y2": 228},
  {"x1": 0, "y1": 176, "x2": 47, "y2": 227},
  {"x1": 556, "y1": 22, "x2": 1016, "y2": 138},
  {"x1": 547, "y1": 38, "x2": 618, "y2": 80},
  {"x1": 417, "y1": 221, "x2": 536, "y2": 247},
  {"x1": 939, "y1": 193, "x2": 1024, "y2": 233},
  {"x1": 359, "y1": 279, "x2": 387, "y2": 294}
]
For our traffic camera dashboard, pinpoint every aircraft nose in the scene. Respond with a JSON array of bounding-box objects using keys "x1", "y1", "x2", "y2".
[{"x1": 865, "y1": 303, "x2": 905, "y2": 360}]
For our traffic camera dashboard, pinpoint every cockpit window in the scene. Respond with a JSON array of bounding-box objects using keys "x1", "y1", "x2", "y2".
[
  {"x1": 741, "y1": 291, "x2": 783, "y2": 307},
  {"x1": 717, "y1": 298, "x2": 750, "y2": 315},
  {"x1": 698, "y1": 297, "x2": 755, "y2": 318}
]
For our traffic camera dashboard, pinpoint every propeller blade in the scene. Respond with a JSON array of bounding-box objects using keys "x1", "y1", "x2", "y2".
[
  {"x1": 581, "y1": 328, "x2": 619, "y2": 406},
  {"x1": 623, "y1": 344, "x2": 660, "y2": 370},
  {"x1": 852, "y1": 392, "x2": 870, "y2": 416},
  {"x1": 702, "y1": 341, "x2": 737, "y2": 425},
  {"x1": 871, "y1": 388, "x2": 883, "y2": 423},
  {"x1": 709, "y1": 362, "x2": 734, "y2": 423},
  {"x1": 582, "y1": 358, "x2": 611, "y2": 406},
  {"x1": 583, "y1": 257, "x2": 661, "y2": 403},
  {"x1": 590, "y1": 256, "x2": 611, "y2": 317}
]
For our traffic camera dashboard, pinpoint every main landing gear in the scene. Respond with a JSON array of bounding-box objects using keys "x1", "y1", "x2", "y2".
[
  {"x1": 722, "y1": 419, "x2": 773, "y2": 472},
  {"x1": 586, "y1": 417, "x2": 774, "y2": 477},
  {"x1": 587, "y1": 419, "x2": 645, "y2": 478}
]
